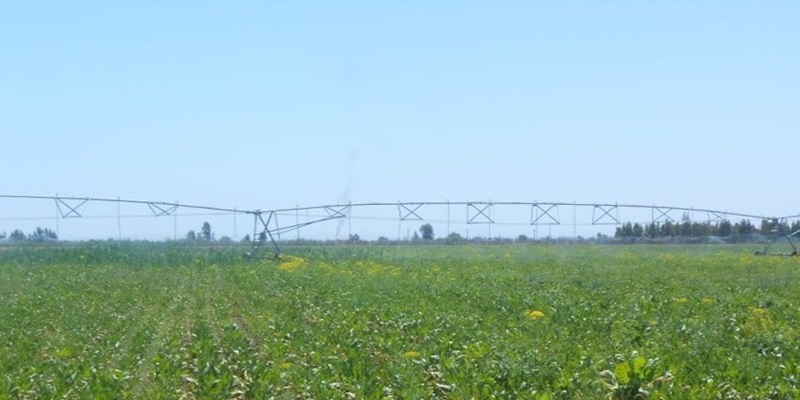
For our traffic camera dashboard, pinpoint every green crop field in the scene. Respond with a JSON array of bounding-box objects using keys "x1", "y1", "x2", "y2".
[{"x1": 1, "y1": 243, "x2": 799, "y2": 399}]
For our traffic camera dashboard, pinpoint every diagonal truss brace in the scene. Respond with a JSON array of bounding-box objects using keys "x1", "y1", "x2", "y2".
[
  {"x1": 253, "y1": 211, "x2": 281, "y2": 255},
  {"x1": 531, "y1": 204, "x2": 560, "y2": 225},
  {"x1": 55, "y1": 198, "x2": 89, "y2": 218},
  {"x1": 592, "y1": 205, "x2": 620, "y2": 225},
  {"x1": 270, "y1": 213, "x2": 346, "y2": 236},
  {"x1": 148, "y1": 202, "x2": 178, "y2": 217},
  {"x1": 652, "y1": 207, "x2": 675, "y2": 223},
  {"x1": 324, "y1": 205, "x2": 350, "y2": 219},
  {"x1": 707, "y1": 211, "x2": 728, "y2": 223},
  {"x1": 398, "y1": 203, "x2": 424, "y2": 221},
  {"x1": 467, "y1": 203, "x2": 493, "y2": 224},
  {"x1": 253, "y1": 205, "x2": 352, "y2": 255}
]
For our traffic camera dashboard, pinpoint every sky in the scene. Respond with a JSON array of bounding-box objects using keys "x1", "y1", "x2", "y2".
[{"x1": 1, "y1": 1, "x2": 799, "y2": 239}]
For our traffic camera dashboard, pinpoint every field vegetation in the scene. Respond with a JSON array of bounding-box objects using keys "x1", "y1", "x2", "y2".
[{"x1": 1, "y1": 242, "x2": 799, "y2": 399}]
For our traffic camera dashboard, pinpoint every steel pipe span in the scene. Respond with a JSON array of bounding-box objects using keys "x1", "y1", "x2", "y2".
[
  {"x1": 1, "y1": 194, "x2": 797, "y2": 253},
  {"x1": 0, "y1": 195, "x2": 783, "y2": 219}
]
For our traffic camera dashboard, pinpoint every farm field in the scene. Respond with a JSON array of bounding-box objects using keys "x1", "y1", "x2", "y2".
[{"x1": 1, "y1": 243, "x2": 800, "y2": 399}]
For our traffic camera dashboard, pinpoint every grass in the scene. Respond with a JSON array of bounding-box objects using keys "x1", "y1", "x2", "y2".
[{"x1": 1, "y1": 242, "x2": 799, "y2": 398}]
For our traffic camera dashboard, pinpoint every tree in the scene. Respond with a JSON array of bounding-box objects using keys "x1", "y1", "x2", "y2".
[
  {"x1": 632, "y1": 223, "x2": 644, "y2": 237},
  {"x1": 660, "y1": 221, "x2": 675, "y2": 237},
  {"x1": 616, "y1": 222, "x2": 634, "y2": 237},
  {"x1": 445, "y1": 232, "x2": 463, "y2": 244},
  {"x1": 29, "y1": 227, "x2": 57, "y2": 242},
  {"x1": 645, "y1": 222, "x2": 659, "y2": 238},
  {"x1": 241, "y1": 234, "x2": 251, "y2": 243},
  {"x1": 201, "y1": 222, "x2": 212, "y2": 241},
  {"x1": 9, "y1": 230, "x2": 26, "y2": 241},
  {"x1": 718, "y1": 220, "x2": 733, "y2": 237},
  {"x1": 186, "y1": 230, "x2": 196, "y2": 241},
  {"x1": 419, "y1": 223, "x2": 434, "y2": 240},
  {"x1": 761, "y1": 219, "x2": 776, "y2": 234},
  {"x1": 734, "y1": 219, "x2": 755, "y2": 235}
]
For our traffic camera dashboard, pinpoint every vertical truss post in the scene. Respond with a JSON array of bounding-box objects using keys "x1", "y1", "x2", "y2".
[
  {"x1": 117, "y1": 197, "x2": 122, "y2": 241},
  {"x1": 295, "y1": 207, "x2": 300, "y2": 241},
  {"x1": 55, "y1": 200, "x2": 60, "y2": 238},
  {"x1": 573, "y1": 203, "x2": 577, "y2": 237},
  {"x1": 173, "y1": 202, "x2": 178, "y2": 241},
  {"x1": 274, "y1": 212, "x2": 281, "y2": 243},
  {"x1": 252, "y1": 211, "x2": 259, "y2": 247},
  {"x1": 257, "y1": 211, "x2": 281, "y2": 256},
  {"x1": 251, "y1": 211, "x2": 281, "y2": 256},
  {"x1": 446, "y1": 200, "x2": 450, "y2": 235}
]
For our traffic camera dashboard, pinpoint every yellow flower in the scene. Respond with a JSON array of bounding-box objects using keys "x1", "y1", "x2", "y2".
[
  {"x1": 675, "y1": 297, "x2": 688, "y2": 304},
  {"x1": 744, "y1": 307, "x2": 773, "y2": 336},
  {"x1": 527, "y1": 310, "x2": 545, "y2": 320},
  {"x1": 402, "y1": 351, "x2": 420, "y2": 358},
  {"x1": 751, "y1": 307, "x2": 768, "y2": 315},
  {"x1": 278, "y1": 255, "x2": 305, "y2": 271},
  {"x1": 701, "y1": 298, "x2": 715, "y2": 305}
]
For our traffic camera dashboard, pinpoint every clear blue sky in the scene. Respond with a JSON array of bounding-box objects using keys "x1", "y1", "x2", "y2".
[{"x1": 2, "y1": 1, "x2": 799, "y2": 227}]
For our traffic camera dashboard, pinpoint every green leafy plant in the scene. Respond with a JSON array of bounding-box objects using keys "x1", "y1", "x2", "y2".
[
  {"x1": 599, "y1": 354, "x2": 673, "y2": 399},
  {"x1": 1, "y1": 244, "x2": 799, "y2": 397}
]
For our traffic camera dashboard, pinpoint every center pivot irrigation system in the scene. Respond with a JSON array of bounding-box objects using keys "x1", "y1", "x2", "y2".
[{"x1": 1, "y1": 194, "x2": 798, "y2": 257}]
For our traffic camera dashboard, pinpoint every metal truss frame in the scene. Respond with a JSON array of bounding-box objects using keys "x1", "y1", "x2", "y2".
[
  {"x1": 323, "y1": 205, "x2": 350, "y2": 219},
  {"x1": 531, "y1": 203, "x2": 560, "y2": 225},
  {"x1": 706, "y1": 211, "x2": 728, "y2": 224},
  {"x1": 3, "y1": 195, "x2": 796, "y2": 256},
  {"x1": 467, "y1": 202, "x2": 493, "y2": 224},
  {"x1": 398, "y1": 203, "x2": 424, "y2": 221},
  {"x1": 252, "y1": 211, "x2": 280, "y2": 255},
  {"x1": 592, "y1": 205, "x2": 619, "y2": 225},
  {"x1": 652, "y1": 207, "x2": 675, "y2": 223},
  {"x1": 147, "y1": 202, "x2": 178, "y2": 217},
  {"x1": 250, "y1": 204, "x2": 353, "y2": 254},
  {"x1": 55, "y1": 197, "x2": 89, "y2": 218}
]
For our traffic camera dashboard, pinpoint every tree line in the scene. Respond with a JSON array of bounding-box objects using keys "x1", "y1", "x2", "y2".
[
  {"x1": 0, "y1": 227, "x2": 58, "y2": 242},
  {"x1": 3, "y1": 218, "x2": 796, "y2": 245},
  {"x1": 615, "y1": 215, "x2": 800, "y2": 239}
]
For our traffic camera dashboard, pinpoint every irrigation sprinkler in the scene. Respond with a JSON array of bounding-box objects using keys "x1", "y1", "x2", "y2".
[{"x1": 755, "y1": 228, "x2": 800, "y2": 257}]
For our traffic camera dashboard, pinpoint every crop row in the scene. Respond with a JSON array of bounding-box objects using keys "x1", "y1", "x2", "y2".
[{"x1": 1, "y1": 244, "x2": 799, "y2": 398}]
